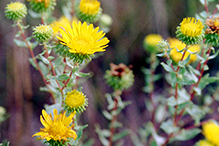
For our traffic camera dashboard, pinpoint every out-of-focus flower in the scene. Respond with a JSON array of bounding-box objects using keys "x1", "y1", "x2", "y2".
[
  {"x1": 143, "y1": 34, "x2": 163, "y2": 53},
  {"x1": 50, "y1": 16, "x2": 71, "y2": 36},
  {"x1": 176, "y1": 17, "x2": 204, "y2": 45},
  {"x1": 27, "y1": 0, "x2": 56, "y2": 13},
  {"x1": 205, "y1": 17, "x2": 219, "y2": 46},
  {"x1": 169, "y1": 38, "x2": 200, "y2": 64},
  {"x1": 64, "y1": 90, "x2": 88, "y2": 113},
  {"x1": 75, "y1": 0, "x2": 102, "y2": 23},
  {"x1": 202, "y1": 121, "x2": 219, "y2": 146},
  {"x1": 104, "y1": 63, "x2": 134, "y2": 90},
  {"x1": 33, "y1": 24, "x2": 53, "y2": 42},
  {"x1": 198, "y1": 140, "x2": 214, "y2": 146},
  {"x1": 32, "y1": 109, "x2": 77, "y2": 144},
  {"x1": 5, "y1": 2, "x2": 27, "y2": 21}
]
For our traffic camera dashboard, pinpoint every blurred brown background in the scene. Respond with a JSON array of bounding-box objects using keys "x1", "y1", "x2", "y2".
[{"x1": 0, "y1": 0, "x2": 212, "y2": 146}]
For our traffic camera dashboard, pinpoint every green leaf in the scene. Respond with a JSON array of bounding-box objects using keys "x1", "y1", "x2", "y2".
[
  {"x1": 112, "y1": 130, "x2": 130, "y2": 142},
  {"x1": 178, "y1": 54, "x2": 190, "y2": 67},
  {"x1": 28, "y1": 58, "x2": 37, "y2": 69},
  {"x1": 70, "y1": 125, "x2": 88, "y2": 145},
  {"x1": 75, "y1": 72, "x2": 90, "y2": 77},
  {"x1": 38, "y1": 61, "x2": 48, "y2": 76},
  {"x1": 160, "y1": 119, "x2": 179, "y2": 134},
  {"x1": 28, "y1": 9, "x2": 41, "y2": 18},
  {"x1": 39, "y1": 55, "x2": 50, "y2": 65},
  {"x1": 172, "y1": 129, "x2": 201, "y2": 141},
  {"x1": 161, "y1": 62, "x2": 174, "y2": 73},
  {"x1": 209, "y1": 49, "x2": 219, "y2": 60},
  {"x1": 53, "y1": 74, "x2": 70, "y2": 81},
  {"x1": 13, "y1": 39, "x2": 27, "y2": 47},
  {"x1": 186, "y1": 104, "x2": 211, "y2": 124},
  {"x1": 102, "y1": 110, "x2": 112, "y2": 120},
  {"x1": 198, "y1": 73, "x2": 219, "y2": 90}
]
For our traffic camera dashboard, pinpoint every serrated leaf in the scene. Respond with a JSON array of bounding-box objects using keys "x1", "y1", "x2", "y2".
[
  {"x1": 160, "y1": 119, "x2": 179, "y2": 134},
  {"x1": 178, "y1": 54, "x2": 190, "y2": 67}
]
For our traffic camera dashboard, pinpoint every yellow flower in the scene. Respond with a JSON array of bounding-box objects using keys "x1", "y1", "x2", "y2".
[
  {"x1": 65, "y1": 90, "x2": 88, "y2": 113},
  {"x1": 143, "y1": 34, "x2": 163, "y2": 53},
  {"x1": 169, "y1": 38, "x2": 200, "y2": 64},
  {"x1": 5, "y1": 2, "x2": 27, "y2": 21},
  {"x1": 50, "y1": 16, "x2": 71, "y2": 36},
  {"x1": 32, "y1": 109, "x2": 77, "y2": 142},
  {"x1": 144, "y1": 34, "x2": 163, "y2": 46},
  {"x1": 75, "y1": 0, "x2": 102, "y2": 23},
  {"x1": 176, "y1": 17, "x2": 204, "y2": 45},
  {"x1": 80, "y1": 0, "x2": 100, "y2": 15},
  {"x1": 202, "y1": 121, "x2": 219, "y2": 146},
  {"x1": 57, "y1": 21, "x2": 109, "y2": 55},
  {"x1": 180, "y1": 17, "x2": 203, "y2": 37},
  {"x1": 199, "y1": 140, "x2": 215, "y2": 146}
]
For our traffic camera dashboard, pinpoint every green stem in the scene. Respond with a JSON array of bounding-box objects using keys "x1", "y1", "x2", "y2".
[
  {"x1": 43, "y1": 42, "x2": 64, "y2": 99},
  {"x1": 17, "y1": 21, "x2": 56, "y2": 103},
  {"x1": 108, "y1": 90, "x2": 122, "y2": 146}
]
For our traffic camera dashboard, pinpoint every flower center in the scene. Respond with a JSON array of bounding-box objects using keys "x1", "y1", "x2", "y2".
[
  {"x1": 180, "y1": 17, "x2": 203, "y2": 37},
  {"x1": 8, "y1": 3, "x2": 23, "y2": 11},
  {"x1": 49, "y1": 122, "x2": 67, "y2": 136},
  {"x1": 65, "y1": 91, "x2": 85, "y2": 108},
  {"x1": 80, "y1": 0, "x2": 100, "y2": 15}
]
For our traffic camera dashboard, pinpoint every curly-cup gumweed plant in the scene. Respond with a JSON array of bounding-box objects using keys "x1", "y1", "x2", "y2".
[{"x1": 4, "y1": 0, "x2": 219, "y2": 145}]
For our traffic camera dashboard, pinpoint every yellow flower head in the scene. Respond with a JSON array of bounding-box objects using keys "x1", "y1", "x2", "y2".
[
  {"x1": 57, "y1": 21, "x2": 109, "y2": 55},
  {"x1": 198, "y1": 140, "x2": 214, "y2": 146},
  {"x1": 176, "y1": 17, "x2": 204, "y2": 45},
  {"x1": 5, "y1": 2, "x2": 27, "y2": 21},
  {"x1": 50, "y1": 16, "x2": 71, "y2": 36},
  {"x1": 144, "y1": 34, "x2": 163, "y2": 46},
  {"x1": 32, "y1": 109, "x2": 77, "y2": 143},
  {"x1": 143, "y1": 34, "x2": 163, "y2": 53},
  {"x1": 169, "y1": 38, "x2": 200, "y2": 64},
  {"x1": 75, "y1": 0, "x2": 102, "y2": 23},
  {"x1": 180, "y1": 17, "x2": 203, "y2": 37},
  {"x1": 202, "y1": 121, "x2": 219, "y2": 146},
  {"x1": 65, "y1": 90, "x2": 88, "y2": 113},
  {"x1": 80, "y1": 0, "x2": 100, "y2": 15}
]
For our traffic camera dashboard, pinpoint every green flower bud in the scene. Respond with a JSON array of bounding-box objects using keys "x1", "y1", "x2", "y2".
[
  {"x1": 104, "y1": 63, "x2": 134, "y2": 91},
  {"x1": 75, "y1": 0, "x2": 102, "y2": 23},
  {"x1": 27, "y1": 0, "x2": 56, "y2": 13},
  {"x1": 33, "y1": 24, "x2": 53, "y2": 42},
  {"x1": 5, "y1": 2, "x2": 27, "y2": 21},
  {"x1": 176, "y1": 17, "x2": 204, "y2": 45}
]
